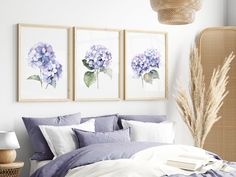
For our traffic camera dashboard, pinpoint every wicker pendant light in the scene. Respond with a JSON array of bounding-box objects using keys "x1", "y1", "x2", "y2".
[{"x1": 150, "y1": 0, "x2": 202, "y2": 25}]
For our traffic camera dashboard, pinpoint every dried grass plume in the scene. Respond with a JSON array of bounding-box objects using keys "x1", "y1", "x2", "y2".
[{"x1": 175, "y1": 47, "x2": 235, "y2": 148}]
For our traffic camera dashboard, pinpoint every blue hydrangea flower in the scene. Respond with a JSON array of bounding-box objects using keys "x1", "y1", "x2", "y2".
[
  {"x1": 131, "y1": 49, "x2": 160, "y2": 77},
  {"x1": 131, "y1": 54, "x2": 150, "y2": 76},
  {"x1": 27, "y1": 42, "x2": 63, "y2": 88},
  {"x1": 82, "y1": 45, "x2": 113, "y2": 88},
  {"x1": 84, "y1": 45, "x2": 112, "y2": 70},
  {"x1": 41, "y1": 60, "x2": 62, "y2": 85},
  {"x1": 28, "y1": 42, "x2": 56, "y2": 68},
  {"x1": 144, "y1": 49, "x2": 160, "y2": 68}
]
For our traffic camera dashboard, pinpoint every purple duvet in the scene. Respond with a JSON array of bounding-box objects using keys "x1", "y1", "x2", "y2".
[{"x1": 31, "y1": 142, "x2": 236, "y2": 177}]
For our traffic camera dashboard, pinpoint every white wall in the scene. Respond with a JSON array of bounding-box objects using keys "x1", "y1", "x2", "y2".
[
  {"x1": 0, "y1": 0, "x2": 226, "y2": 176},
  {"x1": 227, "y1": 0, "x2": 236, "y2": 25}
]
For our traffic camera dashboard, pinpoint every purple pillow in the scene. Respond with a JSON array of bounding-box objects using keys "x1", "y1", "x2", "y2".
[
  {"x1": 73, "y1": 128, "x2": 130, "y2": 148},
  {"x1": 22, "y1": 112, "x2": 81, "y2": 160},
  {"x1": 80, "y1": 114, "x2": 119, "y2": 132},
  {"x1": 118, "y1": 115, "x2": 167, "y2": 129}
]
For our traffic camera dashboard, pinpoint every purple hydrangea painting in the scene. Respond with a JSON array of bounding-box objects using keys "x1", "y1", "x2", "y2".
[
  {"x1": 131, "y1": 49, "x2": 160, "y2": 87},
  {"x1": 27, "y1": 42, "x2": 62, "y2": 89},
  {"x1": 82, "y1": 45, "x2": 112, "y2": 88}
]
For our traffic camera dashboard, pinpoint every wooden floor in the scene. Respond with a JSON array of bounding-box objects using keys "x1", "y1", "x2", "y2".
[{"x1": 199, "y1": 27, "x2": 236, "y2": 161}]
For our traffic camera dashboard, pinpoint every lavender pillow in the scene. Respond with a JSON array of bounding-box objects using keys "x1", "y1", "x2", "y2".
[
  {"x1": 118, "y1": 115, "x2": 167, "y2": 129},
  {"x1": 22, "y1": 112, "x2": 81, "y2": 160},
  {"x1": 80, "y1": 114, "x2": 119, "y2": 132},
  {"x1": 73, "y1": 128, "x2": 130, "y2": 148}
]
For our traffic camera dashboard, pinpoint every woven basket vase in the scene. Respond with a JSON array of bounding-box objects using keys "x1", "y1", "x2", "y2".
[{"x1": 150, "y1": 0, "x2": 202, "y2": 25}]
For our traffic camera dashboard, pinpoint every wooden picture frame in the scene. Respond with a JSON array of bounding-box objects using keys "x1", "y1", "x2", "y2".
[
  {"x1": 17, "y1": 24, "x2": 73, "y2": 102},
  {"x1": 74, "y1": 27, "x2": 122, "y2": 101},
  {"x1": 124, "y1": 30, "x2": 168, "y2": 100}
]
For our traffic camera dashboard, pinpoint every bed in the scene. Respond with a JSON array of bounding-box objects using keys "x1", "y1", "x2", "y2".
[
  {"x1": 29, "y1": 160, "x2": 50, "y2": 176},
  {"x1": 23, "y1": 113, "x2": 236, "y2": 177}
]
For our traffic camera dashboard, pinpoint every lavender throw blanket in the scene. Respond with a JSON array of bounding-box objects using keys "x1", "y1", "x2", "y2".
[{"x1": 31, "y1": 142, "x2": 236, "y2": 177}]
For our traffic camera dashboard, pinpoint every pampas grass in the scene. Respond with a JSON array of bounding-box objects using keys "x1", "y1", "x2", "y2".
[{"x1": 175, "y1": 47, "x2": 235, "y2": 148}]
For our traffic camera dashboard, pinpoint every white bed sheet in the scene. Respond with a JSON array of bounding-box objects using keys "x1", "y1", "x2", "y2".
[{"x1": 30, "y1": 159, "x2": 51, "y2": 176}]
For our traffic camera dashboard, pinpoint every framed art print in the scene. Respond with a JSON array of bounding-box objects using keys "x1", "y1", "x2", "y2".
[
  {"x1": 124, "y1": 30, "x2": 167, "y2": 100},
  {"x1": 74, "y1": 27, "x2": 121, "y2": 101},
  {"x1": 17, "y1": 24, "x2": 73, "y2": 102}
]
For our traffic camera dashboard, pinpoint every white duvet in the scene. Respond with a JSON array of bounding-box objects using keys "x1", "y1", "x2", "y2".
[{"x1": 65, "y1": 145, "x2": 229, "y2": 177}]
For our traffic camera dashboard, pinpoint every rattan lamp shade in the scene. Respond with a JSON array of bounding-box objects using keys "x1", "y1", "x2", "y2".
[{"x1": 150, "y1": 0, "x2": 202, "y2": 25}]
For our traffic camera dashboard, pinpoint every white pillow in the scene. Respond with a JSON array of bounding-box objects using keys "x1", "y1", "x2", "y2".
[
  {"x1": 121, "y1": 120, "x2": 175, "y2": 143},
  {"x1": 39, "y1": 119, "x2": 95, "y2": 158}
]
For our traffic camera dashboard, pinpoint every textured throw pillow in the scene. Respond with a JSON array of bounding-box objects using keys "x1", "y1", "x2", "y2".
[
  {"x1": 39, "y1": 119, "x2": 95, "y2": 158},
  {"x1": 22, "y1": 112, "x2": 81, "y2": 160},
  {"x1": 118, "y1": 115, "x2": 167, "y2": 129},
  {"x1": 73, "y1": 128, "x2": 130, "y2": 148},
  {"x1": 81, "y1": 114, "x2": 119, "y2": 132},
  {"x1": 121, "y1": 120, "x2": 175, "y2": 143}
]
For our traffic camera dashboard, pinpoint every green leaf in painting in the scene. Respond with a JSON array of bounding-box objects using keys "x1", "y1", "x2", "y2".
[
  {"x1": 27, "y1": 75, "x2": 41, "y2": 81},
  {"x1": 82, "y1": 59, "x2": 94, "y2": 70},
  {"x1": 27, "y1": 75, "x2": 42, "y2": 85},
  {"x1": 143, "y1": 73, "x2": 153, "y2": 84},
  {"x1": 149, "y1": 70, "x2": 159, "y2": 79},
  {"x1": 143, "y1": 70, "x2": 160, "y2": 84},
  {"x1": 49, "y1": 80, "x2": 57, "y2": 88},
  {"x1": 84, "y1": 71, "x2": 96, "y2": 87},
  {"x1": 102, "y1": 67, "x2": 112, "y2": 79}
]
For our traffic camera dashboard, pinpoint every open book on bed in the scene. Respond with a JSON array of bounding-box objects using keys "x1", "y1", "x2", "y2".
[{"x1": 166, "y1": 154, "x2": 210, "y2": 171}]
